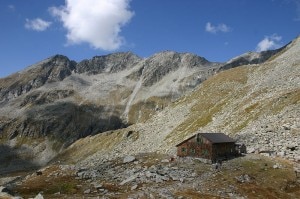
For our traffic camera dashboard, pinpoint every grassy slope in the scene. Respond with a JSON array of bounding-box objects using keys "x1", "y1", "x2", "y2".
[{"x1": 164, "y1": 38, "x2": 300, "y2": 146}]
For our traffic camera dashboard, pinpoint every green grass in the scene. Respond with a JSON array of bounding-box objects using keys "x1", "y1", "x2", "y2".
[
  {"x1": 165, "y1": 59, "x2": 300, "y2": 147},
  {"x1": 165, "y1": 66, "x2": 251, "y2": 144},
  {"x1": 55, "y1": 130, "x2": 125, "y2": 163},
  {"x1": 244, "y1": 102, "x2": 259, "y2": 113},
  {"x1": 46, "y1": 182, "x2": 78, "y2": 194},
  {"x1": 128, "y1": 96, "x2": 171, "y2": 124},
  {"x1": 268, "y1": 89, "x2": 300, "y2": 114}
]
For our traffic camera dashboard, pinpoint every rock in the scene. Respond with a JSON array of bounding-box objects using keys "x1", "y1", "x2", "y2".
[
  {"x1": 0, "y1": 186, "x2": 18, "y2": 198},
  {"x1": 282, "y1": 124, "x2": 291, "y2": 130},
  {"x1": 170, "y1": 175, "x2": 179, "y2": 181},
  {"x1": 273, "y1": 163, "x2": 282, "y2": 169},
  {"x1": 93, "y1": 183, "x2": 103, "y2": 189},
  {"x1": 0, "y1": 192, "x2": 23, "y2": 199},
  {"x1": 235, "y1": 174, "x2": 251, "y2": 183},
  {"x1": 131, "y1": 184, "x2": 138, "y2": 190},
  {"x1": 120, "y1": 174, "x2": 138, "y2": 185},
  {"x1": 36, "y1": 171, "x2": 43, "y2": 176},
  {"x1": 145, "y1": 171, "x2": 153, "y2": 178},
  {"x1": 84, "y1": 189, "x2": 91, "y2": 194},
  {"x1": 123, "y1": 155, "x2": 136, "y2": 163},
  {"x1": 161, "y1": 159, "x2": 170, "y2": 163},
  {"x1": 286, "y1": 144, "x2": 297, "y2": 151},
  {"x1": 155, "y1": 177, "x2": 163, "y2": 183},
  {"x1": 0, "y1": 186, "x2": 10, "y2": 193},
  {"x1": 247, "y1": 147, "x2": 256, "y2": 153},
  {"x1": 158, "y1": 188, "x2": 175, "y2": 199},
  {"x1": 34, "y1": 193, "x2": 44, "y2": 199},
  {"x1": 277, "y1": 151, "x2": 286, "y2": 157}
]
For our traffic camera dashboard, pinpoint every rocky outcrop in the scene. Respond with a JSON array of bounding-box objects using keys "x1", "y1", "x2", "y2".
[
  {"x1": 141, "y1": 51, "x2": 217, "y2": 87},
  {"x1": 0, "y1": 55, "x2": 76, "y2": 102},
  {"x1": 220, "y1": 45, "x2": 287, "y2": 71},
  {"x1": 75, "y1": 52, "x2": 141, "y2": 74}
]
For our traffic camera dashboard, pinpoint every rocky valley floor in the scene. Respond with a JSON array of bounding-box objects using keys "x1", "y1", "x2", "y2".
[{"x1": 1, "y1": 153, "x2": 299, "y2": 199}]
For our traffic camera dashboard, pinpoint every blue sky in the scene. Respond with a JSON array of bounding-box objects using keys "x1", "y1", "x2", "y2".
[{"x1": 0, "y1": 0, "x2": 299, "y2": 78}]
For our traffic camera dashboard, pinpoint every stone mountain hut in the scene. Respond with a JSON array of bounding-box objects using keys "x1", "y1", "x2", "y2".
[{"x1": 176, "y1": 133, "x2": 237, "y2": 162}]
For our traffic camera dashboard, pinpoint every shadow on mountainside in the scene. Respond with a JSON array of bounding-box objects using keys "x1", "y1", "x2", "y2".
[
  {"x1": 5, "y1": 101, "x2": 128, "y2": 148},
  {"x1": 0, "y1": 145, "x2": 39, "y2": 176}
]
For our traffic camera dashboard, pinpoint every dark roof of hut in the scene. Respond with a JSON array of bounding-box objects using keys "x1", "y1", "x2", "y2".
[{"x1": 176, "y1": 133, "x2": 235, "y2": 147}]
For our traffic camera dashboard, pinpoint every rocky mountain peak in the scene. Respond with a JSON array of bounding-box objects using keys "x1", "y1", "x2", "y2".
[
  {"x1": 146, "y1": 51, "x2": 209, "y2": 67},
  {"x1": 23, "y1": 54, "x2": 75, "y2": 72},
  {"x1": 220, "y1": 44, "x2": 287, "y2": 71},
  {"x1": 0, "y1": 55, "x2": 76, "y2": 102},
  {"x1": 141, "y1": 51, "x2": 214, "y2": 87},
  {"x1": 75, "y1": 51, "x2": 142, "y2": 74}
]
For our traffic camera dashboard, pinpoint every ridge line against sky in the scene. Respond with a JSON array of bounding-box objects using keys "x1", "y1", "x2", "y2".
[{"x1": 0, "y1": 0, "x2": 299, "y2": 78}]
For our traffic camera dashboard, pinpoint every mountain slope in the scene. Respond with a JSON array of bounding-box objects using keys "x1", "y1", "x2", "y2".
[
  {"x1": 60, "y1": 36, "x2": 300, "y2": 166},
  {"x1": 0, "y1": 51, "x2": 222, "y2": 167}
]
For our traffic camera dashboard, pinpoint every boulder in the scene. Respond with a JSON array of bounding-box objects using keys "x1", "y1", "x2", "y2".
[
  {"x1": 120, "y1": 174, "x2": 138, "y2": 185},
  {"x1": 0, "y1": 186, "x2": 10, "y2": 193},
  {"x1": 84, "y1": 189, "x2": 91, "y2": 194},
  {"x1": 34, "y1": 193, "x2": 44, "y2": 199},
  {"x1": 277, "y1": 151, "x2": 286, "y2": 157},
  {"x1": 235, "y1": 174, "x2": 251, "y2": 183},
  {"x1": 131, "y1": 184, "x2": 138, "y2": 190},
  {"x1": 273, "y1": 163, "x2": 282, "y2": 169},
  {"x1": 0, "y1": 186, "x2": 16, "y2": 198},
  {"x1": 123, "y1": 155, "x2": 136, "y2": 163},
  {"x1": 161, "y1": 159, "x2": 170, "y2": 163}
]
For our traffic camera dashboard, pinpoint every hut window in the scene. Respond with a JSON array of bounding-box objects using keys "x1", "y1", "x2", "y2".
[
  {"x1": 190, "y1": 149, "x2": 196, "y2": 154},
  {"x1": 181, "y1": 148, "x2": 186, "y2": 152}
]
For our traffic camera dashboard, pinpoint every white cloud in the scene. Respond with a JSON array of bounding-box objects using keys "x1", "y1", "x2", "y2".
[
  {"x1": 49, "y1": 0, "x2": 134, "y2": 51},
  {"x1": 256, "y1": 34, "x2": 282, "y2": 52},
  {"x1": 205, "y1": 22, "x2": 231, "y2": 34},
  {"x1": 25, "y1": 18, "x2": 52, "y2": 31}
]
